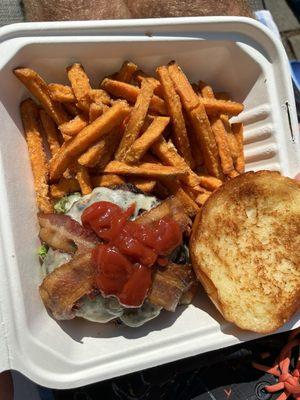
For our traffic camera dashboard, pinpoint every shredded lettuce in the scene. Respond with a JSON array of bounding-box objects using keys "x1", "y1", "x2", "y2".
[
  {"x1": 54, "y1": 192, "x2": 82, "y2": 214},
  {"x1": 37, "y1": 244, "x2": 48, "y2": 261}
]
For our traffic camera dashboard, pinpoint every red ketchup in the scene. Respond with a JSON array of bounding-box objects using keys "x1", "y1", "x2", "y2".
[{"x1": 81, "y1": 201, "x2": 182, "y2": 307}]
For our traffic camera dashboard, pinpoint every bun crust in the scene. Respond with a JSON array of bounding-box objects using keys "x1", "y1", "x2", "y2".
[{"x1": 190, "y1": 171, "x2": 300, "y2": 333}]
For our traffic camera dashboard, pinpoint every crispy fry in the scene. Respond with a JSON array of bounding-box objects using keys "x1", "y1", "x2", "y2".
[
  {"x1": 195, "y1": 191, "x2": 211, "y2": 206},
  {"x1": 228, "y1": 169, "x2": 239, "y2": 178},
  {"x1": 59, "y1": 114, "x2": 88, "y2": 137},
  {"x1": 185, "y1": 113, "x2": 204, "y2": 167},
  {"x1": 134, "y1": 70, "x2": 164, "y2": 97},
  {"x1": 75, "y1": 164, "x2": 92, "y2": 195},
  {"x1": 91, "y1": 174, "x2": 125, "y2": 188},
  {"x1": 198, "y1": 175, "x2": 223, "y2": 191},
  {"x1": 128, "y1": 177, "x2": 157, "y2": 193},
  {"x1": 50, "y1": 178, "x2": 80, "y2": 198},
  {"x1": 181, "y1": 184, "x2": 205, "y2": 200},
  {"x1": 152, "y1": 137, "x2": 200, "y2": 188},
  {"x1": 103, "y1": 161, "x2": 188, "y2": 179},
  {"x1": 232, "y1": 122, "x2": 245, "y2": 174},
  {"x1": 67, "y1": 63, "x2": 92, "y2": 112},
  {"x1": 101, "y1": 78, "x2": 167, "y2": 115},
  {"x1": 210, "y1": 115, "x2": 234, "y2": 175},
  {"x1": 115, "y1": 78, "x2": 155, "y2": 160},
  {"x1": 63, "y1": 103, "x2": 78, "y2": 117},
  {"x1": 48, "y1": 84, "x2": 76, "y2": 103},
  {"x1": 162, "y1": 179, "x2": 199, "y2": 217},
  {"x1": 89, "y1": 103, "x2": 106, "y2": 123},
  {"x1": 123, "y1": 116, "x2": 170, "y2": 164},
  {"x1": 20, "y1": 99, "x2": 52, "y2": 212},
  {"x1": 220, "y1": 114, "x2": 239, "y2": 160},
  {"x1": 14, "y1": 68, "x2": 69, "y2": 125},
  {"x1": 88, "y1": 89, "x2": 111, "y2": 106},
  {"x1": 156, "y1": 66, "x2": 194, "y2": 168},
  {"x1": 78, "y1": 128, "x2": 120, "y2": 168},
  {"x1": 49, "y1": 101, "x2": 130, "y2": 181},
  {"x1": 189, "y1": 103, "x2": 223, "y2": 179},
  {"x1": 200, "y1": 82, "x2": 234, "y2": 175},
  {"x1": 40, "y1": 109, "x2": 61, "y2": 156},
  {"x1": 116, "y1": 61, "x2": 138, "y2": 83},
  {"x1": 201, "y1": 98, "x2": 244, "y2": 116},
  {"x1": 198, "y1": 81, "x2": 214, "y2": 99},
  {"x1": 167, "y1": 61, "x2": 200, "y2": 111}
]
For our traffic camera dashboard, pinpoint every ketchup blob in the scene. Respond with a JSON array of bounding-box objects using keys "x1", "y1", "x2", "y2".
[{"x1": 81, "y1": 201, "x2": 182, "y2": 307}]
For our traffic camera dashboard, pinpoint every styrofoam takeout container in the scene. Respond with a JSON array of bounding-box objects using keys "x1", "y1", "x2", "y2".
[{"x1": 0, "y1": 17, "x2": 299, "y2": 389}]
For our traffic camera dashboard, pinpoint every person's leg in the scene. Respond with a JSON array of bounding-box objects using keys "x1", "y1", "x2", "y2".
[
  {"x1": 0, "y1": 371, "x2": 13, "y2": 400},
  {"x1": 23, "y1": 0, "x2": 252, "y2": 21}
]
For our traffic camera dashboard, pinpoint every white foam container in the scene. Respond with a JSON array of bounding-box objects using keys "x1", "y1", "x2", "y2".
[{"x1": 0, "y1": 17, "x2": 299, "y2": 389}]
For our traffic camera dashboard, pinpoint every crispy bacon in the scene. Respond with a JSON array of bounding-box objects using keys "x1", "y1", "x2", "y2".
[
  {"x1": 38, "y1": 213, "x2": 99, "y2": 253},
  {"x1": 136, "y1": 196, "x2": 191, "y2": 231},
  {"x1": 39, "y1": 251, "x2": 94, "y2": 320},
  {"x1": 148, "y1": 263, "x2": 196, "y2": 312}
]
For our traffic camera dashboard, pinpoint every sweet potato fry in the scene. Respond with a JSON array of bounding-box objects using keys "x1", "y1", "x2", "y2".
[
  {"x1": 116, "y1": 61, "x2": 138, "y2": 83},
  {"x1": 59, "y1": 114, "x2": 88, "y2": 137},
  {"x1": 101, "y1": 78, "x2": 167, "y2": 115},
  {"x1": 195, "y1": 191, "x2": 211, "y2": 206},
  {"x1": 91, "y1": 174, "x2": 125, "y2": 188},
  {"x1": 162, "y1": 179, "x2": 199, "y2": 217},
  {"x1": 210, "y1": 115, "x2": 234, "y2": 175},
  {"x1": 88, "y1": 89, "x2": 111, "y2": 106},
  {"x1": 184, "y1": 111, "x2": 204, "y2": 168},
  {"x1": 228, "y1": 170, "x2": 239, "y2": 178},
  {"x1": 103, "y1": 161, "x2": 188, "y2": 179},
  {"x1": 134, "y1": 70, "x2": 164, "y2": 97},
  {"x1": 40, "y1": 109, "x2": 61, "y2": 156},
  {"x1": 67, "y1": 63, "x2": 92, "y2": 112},
  {"x1": 189, "y1": 103, "x2": 223, "y2": 179},
  {"x1": 50, "y1": 178, "x2": 80, "y2": 198},
  {"x1": 78, "y1": 128, "x2": 120, "y2": 168},
  {"x1": 63, "y1": 103, "x2": 78, "y2": 117},
  {"x1": 198, "y1": 81, "x2": 214, "y2": 99},
  {"x1": 181, "y1": 184, "x2": 205, "y2": 200},
  {"x1": 89, "y1": 103, "x2": 106, "y2": 123},
  {"x1": 167, "y1": 61, "x2": 200, "y2": 111},
  {"x1": 75, "y1": 164, "x2": 92, "y2": 195},
  {"x1": 14, "y1": 68, "x2": 69, "y2": 125},
  {"x1": 48, "y1": 84, "x2": 76, "y2": 103},
  {"x1": 198, "y1": 175, "x2": 223, "y2": 191},
  {"x1": 156, "y1": 66, "x2": 194, "y2": 168},
  {"x1": 20, "y1": 99, "x2": 52, "y2": 212},
  {"x1": 151, "y1": 137, "x2": 200, "y2": 188},
  {"x1": 231, "y1": 122, "x2": 245, "y2": 174},
  {"x1": 115, "y1": 78, "x2": 155, "y2": 160},
  {"x1": 201, "y1": 98, "x2": 244, "y2": 116},
  {"x1": 220, "y1": 114, "x2": 239, "y2": 161},
  {"x1": 200, "y1": 82, "x2": 234, "y2": 175},
  {"x1": 128, "y1": 177, "x2": 157, "y2": 193},
  {"x1": 49, "y1": 101, "x2": 130, "y2": 181},
  {"x1": 123, "y1": 116, "x2": 170, "y2": 164}
]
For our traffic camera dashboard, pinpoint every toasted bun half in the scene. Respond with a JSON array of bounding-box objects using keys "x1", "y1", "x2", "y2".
[{"x1": 190, "y1": 171, "x2": 300, "y2": 333}]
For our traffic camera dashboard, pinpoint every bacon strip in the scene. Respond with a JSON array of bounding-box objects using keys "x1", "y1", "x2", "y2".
[
  {"x1": 39, "y1": 251, "x2": 94, "y2": 320},
  {"x1": 148, "y1": 263, "x2": 195, "y2": 311},
  {"x1": 136, "y1": 196, "x2": 191, "y2": 231},
  {"x1": 38, "y1": 213, "x2": 99, "y2": 253}
]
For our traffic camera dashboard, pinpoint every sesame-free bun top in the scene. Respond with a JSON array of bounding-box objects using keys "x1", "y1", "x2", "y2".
[{"x1": 190, "y1": 171, "x2": 300, "y2": 333}]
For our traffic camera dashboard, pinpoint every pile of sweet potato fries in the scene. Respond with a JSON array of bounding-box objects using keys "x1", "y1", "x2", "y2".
[{"x1": 15, "y1": 60, "x2": 245, "y2": 217}]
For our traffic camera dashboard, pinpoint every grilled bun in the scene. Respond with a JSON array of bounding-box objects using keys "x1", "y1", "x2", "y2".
[{"x1": 190, "y1": 171, "x2": 300, "y2": 333}]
